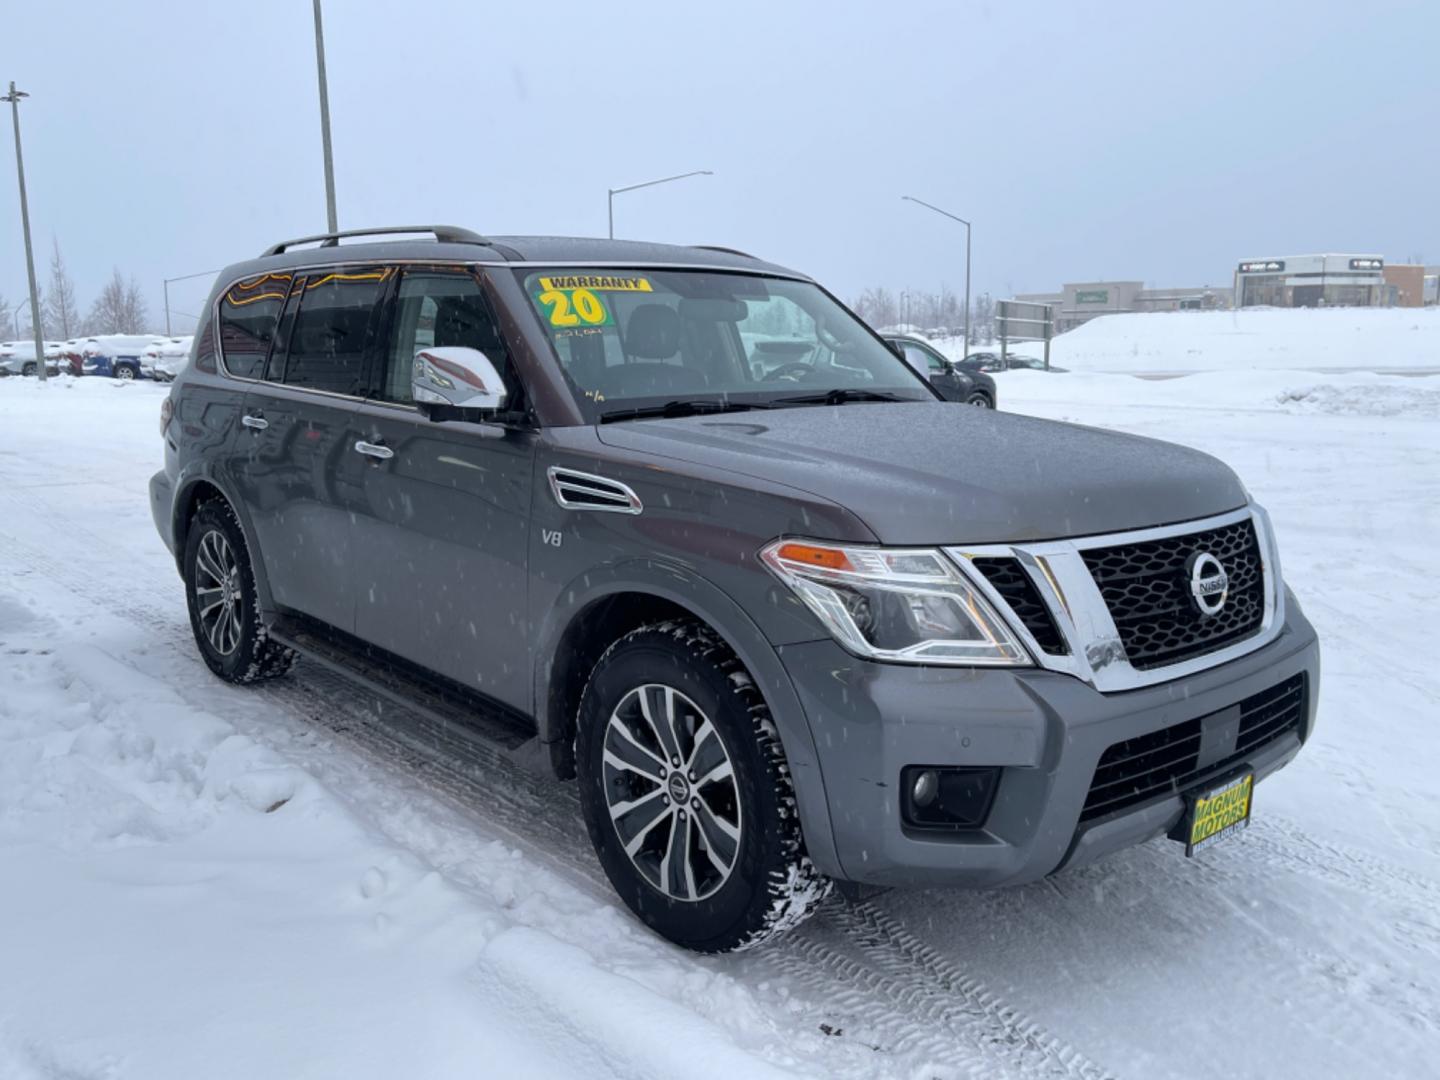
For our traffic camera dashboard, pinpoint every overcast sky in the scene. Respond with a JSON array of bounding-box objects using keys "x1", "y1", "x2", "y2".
[{"x1": 1, "y1": 0, "x2": 1436, "y2": 333}]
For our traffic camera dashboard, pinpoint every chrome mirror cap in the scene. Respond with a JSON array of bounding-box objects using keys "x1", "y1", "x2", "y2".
[{"x1": 412, "y1": 346, "x2": 508, "y2": 410}]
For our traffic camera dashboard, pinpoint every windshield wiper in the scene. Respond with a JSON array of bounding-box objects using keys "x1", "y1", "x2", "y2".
[
  {"x1": 598, "y1": 399, "x2": 773, "y2": 424},
  {"x1": 770, "y1": 388, "x2": 910, "y2": 407}
]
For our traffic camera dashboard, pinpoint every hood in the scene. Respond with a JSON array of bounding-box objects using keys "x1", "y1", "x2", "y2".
[{"x1": 596, "y1": 402, "x2": 1247, "y2": 544}]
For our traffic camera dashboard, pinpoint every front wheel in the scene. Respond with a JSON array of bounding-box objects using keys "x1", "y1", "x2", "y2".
[
  {"x1": 21, "y1": 362, "x2": 36, "y2": 377},
  {"x1": 576, "y1": 621, "x2": 830, "y2": 952},
  {"x1": 967, "y1": 392, "x2": 992, "y2": 408}
]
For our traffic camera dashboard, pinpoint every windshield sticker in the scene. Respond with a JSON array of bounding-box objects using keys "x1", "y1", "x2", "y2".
[
  {"x1": 536, "y1": 286, "x2": 615, "y2": 328},
  {"x1": 537, "y1": 275, "x2": 652, "y2": 292}
]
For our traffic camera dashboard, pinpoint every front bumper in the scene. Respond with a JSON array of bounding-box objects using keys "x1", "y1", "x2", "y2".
[{"x1": 778, "y1": 598, "x2": 1319, "y2": 887}]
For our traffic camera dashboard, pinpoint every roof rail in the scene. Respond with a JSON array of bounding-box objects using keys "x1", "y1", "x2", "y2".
[
  {"x1": 691, "y1": 244, "x2": 757, "y2": 259},
  {"x1": 260, "y1": 225, "x2": 491, "y2": 258}
]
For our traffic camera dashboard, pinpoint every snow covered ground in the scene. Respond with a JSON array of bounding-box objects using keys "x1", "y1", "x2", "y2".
[
  {"x1": 938, "y1": 306, "x2": 1440, "y2": 375},
  {"x1": 1, "y1": 373, "x2": 1437, "y2": 1079}
]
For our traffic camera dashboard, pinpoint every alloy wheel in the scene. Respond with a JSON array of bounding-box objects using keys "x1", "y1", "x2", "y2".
[
  {"x1": 601, "y1": 683, "x2": 742, "y2": 902},
  {"x1": 116, "y1": 366, "x2": 135, "y2": 380},
  {"x1": 194, "y1": 529, "x2": 242, "y2": 655}
]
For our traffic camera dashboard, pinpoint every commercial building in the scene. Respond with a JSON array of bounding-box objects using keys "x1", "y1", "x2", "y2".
[
  {"x1": 1014, "y1": 281, "x2": 1232, "y2": 333},
  {"x1": 1234, "y1": 254, "x2": 1385, "y2": 308},
  {"x1": 1381, "y1": 264, "x2": 1427, "y2": 307}
]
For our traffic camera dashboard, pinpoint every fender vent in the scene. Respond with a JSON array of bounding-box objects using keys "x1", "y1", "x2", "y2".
[{"x1": 547, "y1": 467, "x2": 642, "y2": 514}]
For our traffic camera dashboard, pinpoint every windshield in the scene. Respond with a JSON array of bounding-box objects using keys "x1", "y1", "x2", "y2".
[{"x1": 520, "y1": 268, "x2": 935, "y2": 421}]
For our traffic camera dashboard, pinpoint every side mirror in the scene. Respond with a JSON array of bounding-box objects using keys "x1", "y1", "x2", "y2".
[{"x1": 412, "y1": 346, "x2": 508, "y2": 414}]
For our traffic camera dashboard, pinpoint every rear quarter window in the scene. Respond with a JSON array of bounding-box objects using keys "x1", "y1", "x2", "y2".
[{"x1": 217, "y1": 273, "x2": 294, "y2": 378}]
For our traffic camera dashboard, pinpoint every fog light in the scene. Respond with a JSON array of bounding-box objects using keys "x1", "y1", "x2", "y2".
[
  {"x1": 912, "y1": 769, "x2": 940, "y2": 809},
  {"x1": 900, "y1": 765, "x2": 1000, "y2": 830}
]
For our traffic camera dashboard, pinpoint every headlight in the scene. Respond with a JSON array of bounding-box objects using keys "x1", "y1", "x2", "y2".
[{"x1": 761, "y1": 539, "x2": 1030, "y2": 666}]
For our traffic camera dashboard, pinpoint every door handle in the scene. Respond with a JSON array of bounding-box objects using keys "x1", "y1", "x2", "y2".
[
  {"x1": 354, "y1": 440, "x2": 394, "y2": 460},
  {"x1": 241, "y1": 414, "x2": 268, "y2": 430}
]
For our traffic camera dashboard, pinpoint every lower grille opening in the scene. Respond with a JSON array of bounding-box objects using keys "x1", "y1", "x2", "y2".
[{"x1": 1080, "y1": 673, "x2": 1307, "y2": 822}]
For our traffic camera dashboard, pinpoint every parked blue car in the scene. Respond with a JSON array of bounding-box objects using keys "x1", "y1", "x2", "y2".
[{"x1": 80, "y1": 335, "x2": 166, "y2": 380}]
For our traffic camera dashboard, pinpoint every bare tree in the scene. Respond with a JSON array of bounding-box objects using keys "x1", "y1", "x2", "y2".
[
  {"x1": 44, "y1": 238, "x2": 80, "y2": 338},
  {"x1": 852, "y1": 286, "x2": 898, "y2": 329},
  {"x1": 123, "y1": 276, "x2": 150, "y2": 333},
  {"x1": 970, "y1": 292, "x2": 996, "y2": 345},
  {"x1": 87, "y1": 268, "x2": 150, "y2": 334},
  {"x1": 22, "y1": 285, "x2": 52, "y2": 338},
  {"x1": 0, "y1": 292, "x2": 10, "y2": 337}
]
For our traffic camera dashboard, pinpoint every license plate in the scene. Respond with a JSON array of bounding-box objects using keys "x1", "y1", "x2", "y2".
[{"x1": 1184, "y1": 772, "x2": 1253, "y2": 856}]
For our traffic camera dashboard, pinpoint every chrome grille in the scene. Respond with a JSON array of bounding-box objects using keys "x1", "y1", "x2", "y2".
[
  {"x1": 947, "y1": 507, "x2": 1282, "y2": 693},
  {"x1": 1080, "y1": 519, "x2": 1265, "y2": 670}
]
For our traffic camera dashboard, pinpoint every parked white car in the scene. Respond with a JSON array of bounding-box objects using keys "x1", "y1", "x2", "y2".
[
  {"x1": 0, "y1": 340, "x2": 64, "y2": 377},
  {"x1": 141, "y1": 336, "x2": 193, "y2": 381}
]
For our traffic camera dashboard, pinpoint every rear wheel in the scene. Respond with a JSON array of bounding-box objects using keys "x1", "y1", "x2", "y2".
[
  {"x1": 21, "y1": 362, "x2": 36, "y2": 377},
  {"x1": 576, "y1": 620, "x2": 830, "y2": 952},
  {"x1": 114, "y1": 364, "x2": 136, "y2": 381},
  {"x1": 183, "y1": 499, "x2": 295, "y2": 684}
]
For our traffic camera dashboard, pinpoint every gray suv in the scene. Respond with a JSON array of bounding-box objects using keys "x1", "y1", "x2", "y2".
[{"x1": 150, "y1": 226, "x2": 1319, "y2": 952}]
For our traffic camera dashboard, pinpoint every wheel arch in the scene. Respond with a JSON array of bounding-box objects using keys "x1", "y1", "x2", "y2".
[
  {"x1": 534, "y1": 560, "x2": 843, "y2": 879},
  {"x1": 171, "y1": 473, "x2": 276, "y2": 614}
]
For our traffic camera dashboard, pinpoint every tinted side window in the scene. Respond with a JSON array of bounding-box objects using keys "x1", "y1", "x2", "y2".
[
  {"x1": 280, "y1": 268, "x2": 389, "y2": 395},
  {"x1": 380, "y1": 268, "x2": 513, "y2": 406},
  {"x1": 217, "y1": 272, "x2": 293, "y2": 378}
]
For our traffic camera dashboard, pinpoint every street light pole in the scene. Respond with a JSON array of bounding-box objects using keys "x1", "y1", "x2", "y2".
[
  {"x1": 902, "y1": 195, "x2": 972, "y2": 349},
  {"x1": 312, "y1": 0, "x2": 338, "y2": 233},
  {"x1": 4, "y1": 82, "x2": 46, "y2": 382},
  {"x1": 607, "y1": 170, "x2": 713, "y2": 239},
  {"x1": 162, "y1": 268, "x2": 221, "y2": 336}
]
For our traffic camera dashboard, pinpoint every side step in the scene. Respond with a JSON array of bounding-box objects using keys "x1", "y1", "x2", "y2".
[{"x1": 268, "y1": 615, "x2": 540, "y2": 760}]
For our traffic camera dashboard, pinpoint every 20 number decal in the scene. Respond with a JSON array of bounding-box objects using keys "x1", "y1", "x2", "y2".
[{"x1": 538, "y1": 287, "x2": 607, "y2": 327}]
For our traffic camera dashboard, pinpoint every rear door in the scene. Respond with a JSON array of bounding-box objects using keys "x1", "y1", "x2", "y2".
[
  {"x1": 231, "y1": 266, "x2": 389, "y2": 633},
  {"x1": 349, "y1": 265, "x2": 537, "y2": 710}
]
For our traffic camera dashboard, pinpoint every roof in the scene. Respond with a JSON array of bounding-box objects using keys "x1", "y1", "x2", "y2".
[{"x1": 215, "y1": 227, "x2": 805, "y2": 287}]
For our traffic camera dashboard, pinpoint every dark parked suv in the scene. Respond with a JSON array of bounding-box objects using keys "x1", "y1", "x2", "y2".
[{"x1": 151, "y1": 226, "x2": 1319, "y2": 952}]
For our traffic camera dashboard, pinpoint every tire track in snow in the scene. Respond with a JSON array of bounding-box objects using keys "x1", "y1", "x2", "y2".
[{"x1": 764, "y1": 903, "x2": 1117, "y2": 1080}]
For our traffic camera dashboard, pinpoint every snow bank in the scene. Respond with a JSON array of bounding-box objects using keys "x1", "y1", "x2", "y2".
[
  {"x1": 1033, "y1": 306, "x2": 1440, "y2": 373},
  {"x1": 995, "y1": 366, "x2": 1440, "y2": 417}
]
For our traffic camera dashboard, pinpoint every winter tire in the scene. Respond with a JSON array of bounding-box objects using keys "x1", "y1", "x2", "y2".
[
  {"x1": 576, "y1": 619, "x2": 830, "y2": 952},
  {"x1": 967, "y1": 392, "x2": 991, "y2": 408},
  {"x1": 21, "y1": 362, "x2": 36, "y2": 377},
  {"x1": 115, "y1": 365, "x2": 136, "y2": 381},
  {"x1": 183, "y1": 498, "x2": 296, "y2": 684}
]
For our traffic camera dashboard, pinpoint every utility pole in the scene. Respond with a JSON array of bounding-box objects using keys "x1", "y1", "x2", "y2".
[
  {"x1": 901, "y1": 195, "x2": 972, "y2": 351},
  {"x1": 312, "y1": 0, "x2": 338, "y2": 233},
  {"x1": 4, "y1": 82, "x2": 46, "y2": 381}
]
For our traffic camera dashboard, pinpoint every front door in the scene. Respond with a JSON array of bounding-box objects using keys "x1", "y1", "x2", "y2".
[
  {"x1": 349, "y1": 266, "x2": 536, "y2": 711},
  {"x1": 231, "y1": 266, "x2": 389, "y2": 632}
]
